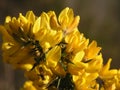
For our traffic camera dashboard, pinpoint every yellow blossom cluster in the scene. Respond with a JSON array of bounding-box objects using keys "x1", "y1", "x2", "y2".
[{"x1": 0, "y1": 7, "x2": 120, "y2": 90}]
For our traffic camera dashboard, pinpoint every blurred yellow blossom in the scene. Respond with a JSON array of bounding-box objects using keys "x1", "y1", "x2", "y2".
[
  {"x1": 0, "y1": 7, "x2": 120, "y2": 90},
  {"x1": 21, "y1": 81, "x2": 37, "y2": 90},
  {"x1": 24, "y1": 62, "x2": 53, "y2": 89}
]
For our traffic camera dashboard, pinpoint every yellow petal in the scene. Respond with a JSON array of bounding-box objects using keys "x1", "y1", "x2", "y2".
[
  {"x1": 86, "y1": 73, "x2": 99, "y2": 82},
  {"x1": 32, "y1": 17, "x2": 41, "y2": 33},
  {"x1": 34, "y1": 28, "x2": 47, "y2": 43},
  {"x1": 25, "y1": 11, "x2": 35, "y2": 23},
  {"x1": 58, "y1": 7, "x2": 69, "y2": 28},
  {"x1": 46, "y1": 46, "x2": 61, "y2": 68},
  {"x1": 52, "y1": 63, "x2": 66, "y2": 76},
  {"x1": 5, "y1": 16, "x2": 11, "y2": 23},
  {"x1": 71, "y1": 50, "x2": 85, "y2": 63},
  {"x1": 0, "y1": 25, "x2": 14, "y2": 42},
  {"x1": 19, "y1": 13, "x2": 28, "y2": 24},
  {"x1": 53, "y1": 30, "x2": 63, "y2": 45},
  {"x1": 14, "y1": 63, "x2": 33, "y2": 71},
  {"x1": 48, "y1": 11, "x2": 60, "y2": 29},
  {"x1": 68, "y1": 63, "x2": 84, "y2": 75},
  {"x1": 40, "y1": 12, "x2": 50, "y2": 29},
  {"x1": 67, "y1": 16, "x2": 80, "y2": 34},
  {"x1": 73, "y1": 75, "x2": 85, "y2": 89}
]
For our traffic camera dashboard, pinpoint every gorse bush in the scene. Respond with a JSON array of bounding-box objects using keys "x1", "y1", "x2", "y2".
[{"x1": 0, "y1": 7, "x2": 120, "y2": 90}]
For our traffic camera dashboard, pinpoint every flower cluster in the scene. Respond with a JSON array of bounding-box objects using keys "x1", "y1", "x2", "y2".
[{"x1": 0, "y1": 7, "x2": 120, "y2": 90}]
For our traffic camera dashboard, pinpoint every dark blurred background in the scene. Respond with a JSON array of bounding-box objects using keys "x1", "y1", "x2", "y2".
[{"x1": 0, "y1": 0, "x2": 120, "y2": 90}]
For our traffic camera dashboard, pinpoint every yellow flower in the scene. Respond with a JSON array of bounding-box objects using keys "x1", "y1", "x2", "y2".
[
  {"x1": 68, "y1": 50, "x2": 88, "y2": 75},
  {"x1": 46, "y1": 45, "x2": 66, "y2": 76},
  {"x1": 98, "y1": 59, "x2": 119, "y2": 89},
  {"x1": 84, "y1": 40, "x2": 101, "y2": 60},
  {"x1": 65, "y1": 30, "x2": 89, "y2": 53},
  {"x1": 36, "y1": 29, "x2": 63, "y2": 52},
  {"x1": 48, "y1": 7, "x2": 80, "y2": 35},
  {"x1": 32, "y1": 12, "x2": 63, "y2": 52},
  {"x1": 0, "y1": 12, "x2": 38, "y2": 70},
  {"x1": 24, "y1": 62, "x2": 53, "y2": 89},
  {"x1": 73, "y1": 72, "x2": 99, "y2": 90},
  {"x1": 21, "y1": 81, "x2": 37, "y2": 90},
  {"x1": 0, "y1": 25, "x2": 35, "y2": 70},
  {"x1": 58, "y1": 7, "x2": 80, "y2": 34},
  {"x1": 100, "y1": 58, "x2": 117, "y2": 79},
  {"x1": 86, "y1": 53, "x2": 103, "y2": 73}
]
